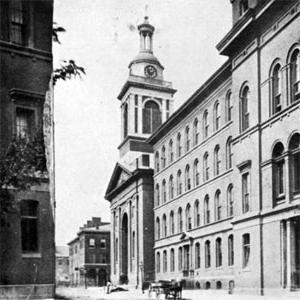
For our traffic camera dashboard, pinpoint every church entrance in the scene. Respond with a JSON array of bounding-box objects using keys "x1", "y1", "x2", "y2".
[{"x1": 121, "y1": 213, "x2": 128, "y2": 283}]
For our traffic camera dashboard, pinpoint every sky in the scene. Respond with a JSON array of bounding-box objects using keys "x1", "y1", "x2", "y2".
[{"x1": 53, "y1": 0, "x2": 232, "y2": 246}]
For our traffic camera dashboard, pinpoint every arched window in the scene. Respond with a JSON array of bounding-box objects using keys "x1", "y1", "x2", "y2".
[
  {"x1": 185, "y1": 126, "x2": 190, "y2": 152},
  {"x1": 216, "y1": 237, "x2": 222, "y2": 267},
  {"x1": 169, "y1": 175, "x2": 174, "y2": 200},
  {"x1": 240, "y1": 85, "x2": 250, "y2": 132},
  {"x1": 186, "y1": 203, "x2": 191, "y2": 230},
  {"x1": 170, "y1": 249, "x2": 175, "y2": 272},
  {"x1": 170, "y1": 211, "x2": 175, "y2": 235},
  {"x1": 162, "y1": 214, "x2": 167, "y2": 238},
  {"x1": 156, "y1": 252, "x2": 161, "y2": 273},
  {"x1": 272, "y1": 142, "x2": 285, "y2": 202},
  {"x1": 155, "y1": 183, "x2": 160, "y2": 206},
  {"x1": 178, "y1": 207, "x2": 183, "y2": 233},
  {"x1": 143, "y1": 100, "x2": 161, "y2": 134},
  {"x1": 290, "y1": 48, "x2": 300, "y2": 102},
  {"x1": 228, "y1": 235, "x2": 234, "y2": 266},
  {"x1": 272, "y1": 63, "x2": 282, "y2": 114},
  {"x1": 215, "y1": 190, "x2": 221, "y2": 221},
  {"x1": 193, "y1": 118, "x2": 199, "y2": 146},
  {"x1": 169, "y1": 139, "x2": 174, "y2": 163},
  {"x1": 162, "y1": 179, "x2": 167, "y2": 204},
  {"x1": 205, "y1": 240, "x2": 211, "y2": 268},
  {"x1": 195, "y1": 242, "x2": 200, "y2": 269},
  {"x1": 161, "y1": 146, "x2": 166, "y2": 168},
  {"x1": 177, "y1": 170, "x2": 182, "y2": 195},
  {"x1": 193, "y1": 159, "x2": 200, "y2": 186},
  {"x1": 204, "y1": 195, "x2": 210, "y2": 224},
  {"x1": 185, "y1": 164, "x2": 191, "y2": 191},
  {"x1": 226, "y1": 136, "x2": 233, "y2": 170},
  {"x1": 177, "y1": 133, "x2": 182, "y2": 158},
  {"x1": 289, "y1": 133, "x2": 300, "y2": 195},
  {"x1": 242, "y1": 233, "x2": 250, "y2": 268},
  {"x1": 227, "y1": 184, "x2": 234, "y2": 217},
  {"x1": 178, "y1": 247, "x2": 183, "y2": 270},
  {"x1": 214, "y1": 145, "x2": 221, "y2": 176},
  {"x1": 203, "y1": 152, "x2": 209, "y2": 181},
  {"x1": 203, "y1": 110, "x2": 209, "y2": 138},
  {"x1": 123, "y1": 103, "x2": 128, "y2": 138},
  {"x1": 163, "y1": 251, "x2": 167, "y2": 273},
  {"x1": 194, "y1": 199, "x2": 200, "y2": 227},
  {"x1": 226, "y1": 91, "x2": 233, "y2": 122},
  {"x1": 214, "y1": 101, "x2": 221, "y2": 131},
  {"x1": 155, "y1": 151, "x2": 160, "y2": 173},
  {"x1": 156, "y1": 217, "x2": 160, "y2": 240}
]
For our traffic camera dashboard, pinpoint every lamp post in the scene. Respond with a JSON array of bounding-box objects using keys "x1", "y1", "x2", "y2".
[{"x1": 139, "y1": 261, "x2": 144, "y2": 293}]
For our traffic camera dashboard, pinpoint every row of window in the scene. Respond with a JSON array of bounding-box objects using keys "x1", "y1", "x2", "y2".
[
  {"x1": 156, "y1": 233, "x2": 250, "y2": 273},
  {"x1": 155, "y1": 138, "x2": 233, "y2": 206},
  {"x1": 155, "y1": 185, "x2": 234, "y2": 240}
]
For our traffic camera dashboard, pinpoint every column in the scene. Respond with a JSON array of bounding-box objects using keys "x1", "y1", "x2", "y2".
[
  {"x1": 138, "y1": 95, "x2": 143, "y2": 134},
  {"x1": 280, "y1": 220, "x2": 287, "y2": 288},
  {"x1": 129, "y1": 201, "x2": 132, "y2": 273},
  {"x1": 161, "y1": 99, "x2": 166, "y2": 123},
  {"x1": 285, "y1": 155, "x2": 291, "y2": 203},
  {"x1": 118, "y1": 208, "x2": 122, "y2": 277},
  {"x1": 128, "y1": 94, "x2": 135, "y2": 135},
  {"x1": 286, "y1": 219, "x2": 292, "y2": 290},
  {"x1": 96, "y1": 268, "x2": 99, "y2": 286}
]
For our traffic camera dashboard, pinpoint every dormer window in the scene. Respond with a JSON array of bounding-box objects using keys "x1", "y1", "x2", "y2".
[{"x1": 239, "y1": 0, "x2": 249, "y2": 17}]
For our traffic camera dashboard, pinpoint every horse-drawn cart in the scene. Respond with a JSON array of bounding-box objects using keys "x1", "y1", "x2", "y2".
[{"x1": 148, "y1": 280, "x2": 182, "y2": 300}]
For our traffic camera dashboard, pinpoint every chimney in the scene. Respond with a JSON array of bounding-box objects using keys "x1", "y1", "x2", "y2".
[
  {"x1": 92, "y1": 217, "x2": 101, "y2": 227},
  {"x1": 87, "y1": 220, "x2": 92, "y2": 228}
]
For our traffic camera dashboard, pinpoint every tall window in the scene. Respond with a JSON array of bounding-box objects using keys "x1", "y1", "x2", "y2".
[
  {"x1": 163, "y1": 251, "x2": 167, "y2": 272},
  {"x1": 240, "y1": 85, "x2": 250, "y2": 132},
  {"x1": 143, "y1": 100, "x2": 161, "y2": 133},
  {"x1": 16, "y1": 107, "x2": 34, "y2": 139},
  {"x1": 161, "y1": 146, "x2": 166, "y2": 168},
  {"x1": 89, "y1": 238, "x2": 95, "y2": 248},
  {"x1": 169, "y1": 139, "x2": 174, "y2": 163},
  {"x1": 227, "y1": 184, "x2": 234, "y2": 217},
  {"x1": 186, "y1": 204, "x2": 192, "y2": 230},
  {"x1": 177, "y1": 170, "x2": 182, "y2": 195},
  {"x1": 226, "y1": 137, "x2": 233, "y2": 169},
  {"x1": 177, "y1": 133, "x2": 182, "y2": 158},
  {"x1": 169, "y1": 175, "x2": 174, "y2": 200},
  {"x1": 123, "y1": 103, "x2": 128, "y2": 138},
  {"x1": 162, "y1": 214, "x2": 167, "y2": 237},
  {"x1": 203, "y1": 110, "x2": 209, "y2": 138},
  {"x1": 239, "y1": 0, "x2": 249, "y2": 16},
  {"x1": 10, "y1": 0, "x2": 26, "y2": 45},
  {"x1": 185, "y1": 126, "x2": 190, "y2": 152},
  {"x1": 185, "y1": 164, "x2": 191, "y2": 191},
  {"x1": 194, "y1": 200, "x2": 200, "y2": 227},
  {"x1": 226, "y1": 91, "x2": 233, "y2": 122},
  {"x1": 289, "y1": 133, "x2": 300, "y2": 195},
  {"x1": 214, "y1": 145, "x2": 221, "y2": 176},
  {"x1": 215, "y1": 190, "x2": 221, "y2": 221},
  {"x1": 21, "y1": 200, "x2": 38, "y2": 252},
  {"x1": 178, "y1": 207, "x2": 183, "y2": 233},
  {"x1": 203, "y1": 152, "x2": 209, "y2": 181},
  {"x1": 290, "y1": 48, "x2": 300, "y2": 102},
  {"x1": 155, "y1": 151, "x2": 160, "y2": 173},
  {"x1": 204, "y1": 195, "x2": 210, "y2": 224},
  {"x1": 193, "y1": 159, "x2": 200, "y2": 186},
  {"x1": 156, "y1": 217, "x2": 160, "y2": 240},
  {"x1": 178, "y1": 247, "x2": 183, "y2": 271},
  {"x1": 242, "y1": 172, "x2": 250, "y2": 213},
  {"x1": 228, "y1": 235, "x2": 234, "y2": 266},
  {"x1": 155, "y1": 183, "x2": 160, "y2": 206},
  {"x1": 156, "y1": 252, "x2": 161, "y2": 273},
  {"x1": 272, "y1": 142, "x2": 285, "y2": 202},
  {"x1": 193, "y1": 118, "x2": 199, "y2": 146},
  {"x1": 205, "y1": 240, "x2": 211, "y2": 268},
  {"x1": 170, "y1": 249, "x2": 175, "y2": 272},
  {"x1": 214, "y1": 102, "x2": 221, "y2": 131},
  {"x1": 170, "y1": 211, "x2": 175, "y2": 235},
  {"x1": 272, "y1": 63, "x2": 282, "y2": 114},
  {"x1": 242, "y1": 234, "x2": 250, "y2": 268},
  {"x1": 195, "y1": 242, "x2": 200, "y2": 269},
  {"x1": 162, "y1": 179, "x2": 167, "y2": 204},
  {"x1": 215, "y1": 238, "x2": 222, "y2": 267}
]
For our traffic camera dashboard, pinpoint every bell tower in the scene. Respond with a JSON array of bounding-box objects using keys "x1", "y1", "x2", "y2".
[{"x1": 118, "y1": 15, "x2": 177, "y2": 166}]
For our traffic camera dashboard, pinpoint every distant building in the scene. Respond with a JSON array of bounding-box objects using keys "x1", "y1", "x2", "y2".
[
  {"x1": 68, "y1": 218, "x2": 111, "y2": 287},
  {"x1": 0, "y1": 0, "x2": 54, "y2": 299},
  {"x1": 56, "y1": 246, "x2": 70, "y2": 286}
]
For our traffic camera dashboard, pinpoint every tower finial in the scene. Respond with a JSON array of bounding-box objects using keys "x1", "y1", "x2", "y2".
[{"x1": 145, "y1": 4, "x2": 148, "y2": 18}]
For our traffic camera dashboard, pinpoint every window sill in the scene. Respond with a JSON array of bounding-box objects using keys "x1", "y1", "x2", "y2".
[
  {"x1": 241, "y1": 267, "x2": 251, "y2": 272},
  {"x1": 22, "y1": 253, "x2": 42, "y2": 258}
]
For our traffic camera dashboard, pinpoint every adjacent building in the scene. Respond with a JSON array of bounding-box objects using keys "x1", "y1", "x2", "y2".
[
  {"x1": 68, "y1": 218, "x2": 111, "y2": 287},
  {"x1": 56, "y1": 246, "x2": 70, "y2": 286},
  {"x1": 105, "y1": 16, "x2": 176, "y2": 287},
  {"x1": 148, "y1": 0, "x2": 300, "y2": 296},
  {"x1": 0, "y1": 0, "x2": 54, "y2": 299}
]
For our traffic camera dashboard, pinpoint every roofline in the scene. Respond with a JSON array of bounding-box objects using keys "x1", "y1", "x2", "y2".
[{"x1": 147, "y1": 60, "x2": 232, "y2": 145}]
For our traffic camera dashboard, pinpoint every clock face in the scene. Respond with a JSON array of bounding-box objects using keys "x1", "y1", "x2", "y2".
[{"x1": 144, "y1": 65, "x2": 157, "y2": 78}]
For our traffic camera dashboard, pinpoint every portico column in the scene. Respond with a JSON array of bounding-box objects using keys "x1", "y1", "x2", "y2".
[{"x1": 286, "y1": 219, "x2": 292, "y2": 290}]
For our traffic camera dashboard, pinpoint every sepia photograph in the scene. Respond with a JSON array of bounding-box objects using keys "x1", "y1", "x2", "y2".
[{"x1": 0, "y1": 0, "x2": 300, "y2": 299}]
